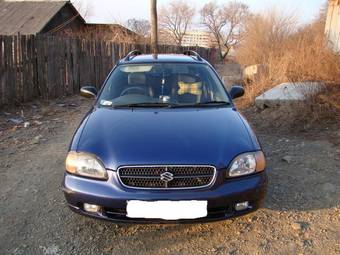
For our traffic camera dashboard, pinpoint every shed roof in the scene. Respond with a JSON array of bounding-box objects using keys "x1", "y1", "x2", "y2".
[{"x1": 0, "y1": 1, "x2": 83, "y2": 35}]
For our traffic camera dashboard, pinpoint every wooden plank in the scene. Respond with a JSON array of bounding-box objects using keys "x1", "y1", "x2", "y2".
[
  {"x1": 78, "y1": 39, "x2": 84, "y2": 86},
  {"x1": 102, "y1": 41, "x2": 106, "y2": 87},
  {"x1": 26, "y1": 34, "x2": 34, "y2": 102},
  {"x1": 4, "y1": 36, "x2": 10, "y2": 105},
  {"x1": 21, "y1": 35, "x2": 29, "y2": 102},
  {"x1": 0, "y1": 35, "x2": 3, "y2": 66},
  {"x1": 53, "y1": 36, "x2": 59, "y2": 98},
  {"x1": 3, "y1": 36, "x2": 7, "y2": 105},
  {"x1": 3, "y1": 36, "x2": 9, "y2": 105},
  {"x1": 81, "y1": 39, "x2": 87, "y2": 86},
  {"x1": 65, "y1": 37, "x2": 72, "y2": 95},
  {"x1": 35, "y1": 35, "x2": 40, "y2": 98},
  {"x1": 90, "y1": 39, "x2": 95, "y2": 86},
  {"x1": 56, "y1": 36, "x2": 65, "y2": 98},
  {"x1": 42, "y1": 35, "x2": 48, "y2": 99},
  {"x1": 96, "y1": 40, "x2": 99, "y2": 87},
  {"x1": 82, "y1": 40, "x2": 88, "y2": 85},
  {"x1": 100, "y1": 40, "x2": 105, "y2": 88},
  {"x1": 6, "y1": 36, "x2": 15, "y2": 104},
  {"x1": 47, "y1": 35, "x2": 55, "y2": 99},
  {"x1": 61, "y1": 37, "x2": 67, "y2": 96},
  {"x1": 13, "y1": 35, "x2": 19, "y2": 102},
  {"x1": 83, "y1": 39, "x2": 89, "y2": 86},
  {"x1": 114, "y1": 43, "x2": 119, "y2": 64},
  {"x1": 110, "y1": 41, "x2": 115, "y2": 65},
  {"x1": 25, "y1": 35, "x2": 32, "y2": 102},
  {"x1": 97, "y1": 40, "x2": 102, "y2": 88},
  {"x1": 53, "y1": 36, "x2": 60, "y2": 98},
  {"x1": 26, "y1": 35, "x2": 36, "y2": 101},
  {"x1": 65, "y1": 38, "x2": 70, "y2": 95},
  {"x1": 52, "y1": 36, "x2": 59, "y2": 98},
  {"x1": 36, "y1": 35, "x2": 45, "y2": 99},
  {"x1": 16, "y1": 35, "x2": 22, "y2": 102},
  {"x1": 30, "y1": 35, "x2": 39, "y2": 99},
  {"x1": 72, "y1": 38, "x2": 80, "y2": 94},
  {"x1": 55, "y1": 36, "x2": 63, "y2": 98},
  {"x1": 0, "y1": 35, "x2": 4, "y2": 106},
  {"x1": 104, "y1": 41, "x2": 112, "y2": 84},
  {"x1": 94, "y1": 40, "x2": 99, "y2": 88},
  {"x1": 79, "y1": 39, "x2": 87, "y2": 86}
]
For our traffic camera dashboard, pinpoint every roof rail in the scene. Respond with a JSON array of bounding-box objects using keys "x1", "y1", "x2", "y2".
[
  {"x1": 124, "y1": 50, "x2": 142, "y2": 61},
  {"x1": 183, "y1": 50, "x2": 203, "y2": 61}
]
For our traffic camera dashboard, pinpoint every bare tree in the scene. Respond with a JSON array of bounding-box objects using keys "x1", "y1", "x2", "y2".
[
  {"x1": 150, "y1": 0, "x2": 158, "y2": 53},
  {"x1": 71, "y1": 0, "x2": 94, "y2": 20},
  {"x1": 201, "y1": 1, "x2": 249, "y2": 61},
  {"x1": 126, "y1": 19, "x2": 151, "y2": 37},
  {"x1": 159, "y1": 0, "x2": 195, "y2": 46}
]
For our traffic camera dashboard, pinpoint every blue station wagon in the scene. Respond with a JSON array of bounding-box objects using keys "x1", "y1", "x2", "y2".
[{"x1": 62, "y1": 51, "x2": 267, "y2": 223}]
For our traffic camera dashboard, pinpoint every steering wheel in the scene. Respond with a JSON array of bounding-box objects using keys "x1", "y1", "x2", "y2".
[{"x1": 120, "y1": 87, "x2": 146, "y2": 97}]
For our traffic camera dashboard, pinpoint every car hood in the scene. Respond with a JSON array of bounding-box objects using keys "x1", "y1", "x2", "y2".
[{"x1": 76, "y1": 107, "x2": 257, "y2": 170}]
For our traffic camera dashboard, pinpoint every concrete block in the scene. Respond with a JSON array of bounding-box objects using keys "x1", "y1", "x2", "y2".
[{"x1": 255, "y1": 82, "x2": 325, "y2": 109}]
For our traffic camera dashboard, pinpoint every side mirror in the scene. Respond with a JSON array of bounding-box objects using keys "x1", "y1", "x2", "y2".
[
  {"x1": 229, "y1": 85, "x2": 244, "y2": 99},
  {"x1": 80, "y1": 85, "x2": 97, "y2": 98}
]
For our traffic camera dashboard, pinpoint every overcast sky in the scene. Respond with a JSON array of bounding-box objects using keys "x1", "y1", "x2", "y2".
[{"x1": 72, "y1": 0, "x2": 326, "y2": 26}]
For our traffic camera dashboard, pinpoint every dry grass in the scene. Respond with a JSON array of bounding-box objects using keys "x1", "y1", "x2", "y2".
[{"x1": 235, "y1": 9, "x2": 340, "y2": 126}]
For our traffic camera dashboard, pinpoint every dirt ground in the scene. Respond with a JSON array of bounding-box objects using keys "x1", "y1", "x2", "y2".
[{"x1": 0, "y1": 96, "x2": 339, "y2": 255}]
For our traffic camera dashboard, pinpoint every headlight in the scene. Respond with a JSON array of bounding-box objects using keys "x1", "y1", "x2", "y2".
[
  {"x1": 65, "y1": 151, "x2": 108, "y2": 180},
  {"x1": 228, "y1": 151, "x2": 266, "y2": 177}
]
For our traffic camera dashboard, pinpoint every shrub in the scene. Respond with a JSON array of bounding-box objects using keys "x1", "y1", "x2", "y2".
[{"x1": 235, "y1": 8, "x2": 340, "y2": 123}]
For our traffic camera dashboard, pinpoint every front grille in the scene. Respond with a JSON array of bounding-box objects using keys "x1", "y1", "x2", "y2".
[{"x1": 118, "y1": 165, "x2": 216, "y2": 189}]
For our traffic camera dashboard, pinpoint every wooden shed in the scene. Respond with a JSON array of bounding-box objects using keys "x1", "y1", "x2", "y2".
[
  {"x1": 0, "y1": 1, "x2": 85, "y2": 35},
  {"x1": 0, "y1": 0, "x2": 141, "y2": 42}
]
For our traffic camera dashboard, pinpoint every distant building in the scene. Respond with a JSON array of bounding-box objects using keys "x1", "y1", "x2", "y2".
[
  {"x1": 325, "y1": 0, "x2": 340, "y2": 53},
  {"x1": 0, "y1": 0, "x2": 140, "y2": 42},
  {"x1": 159, "y1": 29, "x2": 217, "y2": 48},
  {"x1": 181, "y1": 31, "x2": 217, "y2": 48}
]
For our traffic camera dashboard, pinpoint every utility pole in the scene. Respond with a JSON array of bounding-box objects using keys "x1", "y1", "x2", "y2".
[{"x1": 150, "y1": 0, "x2": 158, "y2": 54}]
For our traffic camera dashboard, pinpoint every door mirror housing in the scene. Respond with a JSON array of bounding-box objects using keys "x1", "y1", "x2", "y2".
[
  {"x1": 80, "y1": 86, "x2": 97, "y2": 98},
  {"x1": 229, "y1": 85, "x2": 244, "y2": 99}
]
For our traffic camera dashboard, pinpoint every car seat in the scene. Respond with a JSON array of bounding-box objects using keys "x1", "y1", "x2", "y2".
[
  {"x1": 124, "y1": 73, "x2": 154, "y2": 97},
  {"x1": 175, "y1": 74, "x2": 203, "y2": 104}
]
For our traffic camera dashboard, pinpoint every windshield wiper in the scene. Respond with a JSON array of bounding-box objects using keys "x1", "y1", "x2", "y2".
[
  {"x1": 196, "y1": 101, "x2": 231, "y2": 106},
  {"x1": 171, "y1": 101, "x2": 231, "y2": 108},
  {"x1": 112, "y1": 102, "x2": 175, "y2": 108},
  {"x1": 111, "y1": 101, "x2": 230, "y2": 108}
]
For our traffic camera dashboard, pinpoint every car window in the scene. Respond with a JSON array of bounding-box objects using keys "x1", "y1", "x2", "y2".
[{"x1": 98, "y1": 63, "x2": 229, "y2": 107}]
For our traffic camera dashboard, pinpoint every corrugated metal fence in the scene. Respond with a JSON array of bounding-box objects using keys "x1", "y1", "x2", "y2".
[{"x1": 0, "y1": 34, "x2": 217, "y2": 107}]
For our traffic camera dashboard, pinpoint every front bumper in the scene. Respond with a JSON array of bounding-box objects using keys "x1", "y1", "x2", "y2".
[{"x1": 62, "y1": 170, "x2": 267, "y2": 224}]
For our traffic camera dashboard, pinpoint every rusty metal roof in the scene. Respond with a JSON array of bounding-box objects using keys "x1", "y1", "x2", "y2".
[{"x1": 0, "y1": 1, "x2": 80, "y2": 35}]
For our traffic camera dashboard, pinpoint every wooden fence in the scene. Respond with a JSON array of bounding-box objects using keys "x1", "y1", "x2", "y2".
[{"x1": 0, "y1": 34, "x2": 217, "y2": 106}]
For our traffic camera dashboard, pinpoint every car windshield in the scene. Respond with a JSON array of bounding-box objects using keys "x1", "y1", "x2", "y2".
[{"x1": 98, "y1": 63, "x2": 230, "y2": 107}]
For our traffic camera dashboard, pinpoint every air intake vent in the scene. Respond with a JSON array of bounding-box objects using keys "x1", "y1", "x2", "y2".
[{"x1": 118, "y1": 165, "x2": 216, "y2": 189}]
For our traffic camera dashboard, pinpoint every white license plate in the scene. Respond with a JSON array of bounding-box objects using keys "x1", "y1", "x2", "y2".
[{"x1": 126, "y1": 200, "x2": 208, "y2": 220}]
